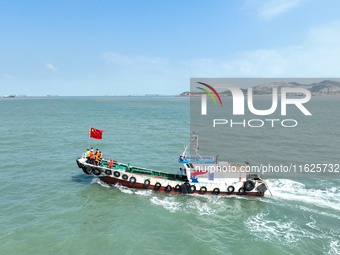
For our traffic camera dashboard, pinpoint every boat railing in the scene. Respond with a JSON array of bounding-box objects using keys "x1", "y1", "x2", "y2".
[{"x1": 81, "y1": 152, "x2": 181, "y2": 179}]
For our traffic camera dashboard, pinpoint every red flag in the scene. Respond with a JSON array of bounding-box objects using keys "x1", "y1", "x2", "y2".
[{"x1": 90, "y1": 127, "x2": 103, "y2": 139}]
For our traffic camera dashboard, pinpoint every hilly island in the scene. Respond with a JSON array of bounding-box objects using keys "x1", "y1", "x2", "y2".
[{"x1": 179, "y1": 80, "x2": 340, "y2": 96}]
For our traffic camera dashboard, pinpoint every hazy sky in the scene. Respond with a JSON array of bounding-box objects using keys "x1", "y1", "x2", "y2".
[{"x1": 1, "y1": 0, "x2": 340, "y2": 96}]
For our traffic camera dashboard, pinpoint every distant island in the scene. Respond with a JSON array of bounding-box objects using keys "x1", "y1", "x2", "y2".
[
  {"x1": 3, "y1": 94, "x2": 26, "y2": 98},
  {"x1": 177, "y1": 80, "x2": 340, "y2": 96}
]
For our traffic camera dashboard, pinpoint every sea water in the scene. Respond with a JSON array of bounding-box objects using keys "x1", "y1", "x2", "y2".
[{"x1": 0, "y1": 97, "x2": 339, "y2": 255}]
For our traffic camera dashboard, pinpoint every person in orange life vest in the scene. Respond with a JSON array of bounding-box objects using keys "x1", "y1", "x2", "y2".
[
  {"x1": 90, "y1": 147, "x2": 94, "y2": 163},
  {"x1": 90, "y1": 149, "x2": 95, "y2": 164},
  {"x1": 94, "y1": 154, "x2": 99, "y2": 166},
  {"x1": 86, "y1": 149, "x2": 90, "y2": 163},
  {"x1": 99, "y1": 151, "x2": 103, "y2": 166},
  {"x1": 94, "y1": 149, "x2": 99, "y2": 165}
]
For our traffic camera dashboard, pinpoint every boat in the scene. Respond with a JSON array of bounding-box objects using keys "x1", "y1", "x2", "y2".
[{"x1": 75, "y1": 133, "x2": 268, "y2": 196}]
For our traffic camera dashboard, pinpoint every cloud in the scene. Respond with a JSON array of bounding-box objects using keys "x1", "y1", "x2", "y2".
[
  {"x1": 46, "y1": 63, "x2": 58, "y2": 71},
  {"x1": 247, "y1": 0, "x2": 306, "y2": 20},
  {"x1": 101, "y1": 52, "x2": 168, "y2": 68},
  {"x1": 99, "y1": 21, "x2": 340, "y2": 93},
  {"x1": 181, "y1": 21, "x2": 340, "y2": 77}
]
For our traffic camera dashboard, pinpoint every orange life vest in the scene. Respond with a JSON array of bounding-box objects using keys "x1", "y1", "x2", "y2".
[
  {"x1": 90, "y1": 151, "x2": 94, "y2": 159},
  {"x1": 94, "y1": 155, "x2": 98, "y2": 161},
  {"x1": 99, "y1": 153, "x2": 102, "y2": 159},
  {"x1": 95, "y1": 150, "x2": 99, "y2": 157},
  {"x1": 87, "y1": 151, "x2": 91, "y2": 157}
]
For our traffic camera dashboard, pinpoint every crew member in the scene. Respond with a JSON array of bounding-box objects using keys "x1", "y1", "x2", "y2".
[
  {"x1": 86, "y1": 149, "x2": 90, "y2": 163},
  {"x1": 90, "y1": 149, "x2": 94, "y2": 164},
  {"x1": 178, "y1": 168, "x2": 184, "y2": 177},
  {"x1": 94, "y1": 153, "x2": 98, "y2": 166},
  {"x1": 99, "y1": 151, "x2": 103, "y2": 166},
  {"x1": 108, "y1": 159, "x2": 114, "y2": 169}
]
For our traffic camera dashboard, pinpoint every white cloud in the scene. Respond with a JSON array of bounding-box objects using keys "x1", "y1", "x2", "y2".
[
  {"x1": 180, "y1": 21, "x2": 340, "y2": 78},
  {"x1": 46, "y1": 63, "x2": 58, "y2": 71},
  {"x1": 247, "y1": 0, "x2": 306, "y2": 20},
  {"x1": 101, "y1": 52, "x2": 168, "y2": 68},
  {"x1": 99, "y1": 21, "x2": 340, "y2": 93}
]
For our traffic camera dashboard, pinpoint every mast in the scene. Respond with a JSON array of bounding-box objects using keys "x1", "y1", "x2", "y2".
[{"x1": 192, "y1": 131, "x2": 201, "y2": 159}]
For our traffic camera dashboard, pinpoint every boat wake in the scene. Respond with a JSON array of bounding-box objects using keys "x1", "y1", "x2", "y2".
[
  {"x1": 91, "y1": 177, "x2": 224, "y2": 215},
  {"x1": 245, "y1": 210, "x2": 309, "y2": 244},
  {"x1": 266, "y1": 179, "x2": 340, "y2": 213},
  {"x1": 92, "y1": 177, "x2": 340, "y2": 219},
  {"x1": 91, "y1": 178, "x2": 111, "y2": 188},
  {"x1": 150, "y1": 195, "x2": 222, "y2": 215},
  {"x1": 91, "y1": 176, "x2": 340, "y2": 253},
  {"x1": 329, "y1": 240, "x2": 340, "y2": 255},
  {"x1": 246, "y1": 179, "x2": 340, "y2": 254},
  {"x1": 150, "y1": 197, "x2": 182, "y2": 213}
]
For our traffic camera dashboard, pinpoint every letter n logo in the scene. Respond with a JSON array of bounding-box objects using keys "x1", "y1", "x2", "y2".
[{"x1": 197, "y1": 82, "x2": 222, "y2": 115}]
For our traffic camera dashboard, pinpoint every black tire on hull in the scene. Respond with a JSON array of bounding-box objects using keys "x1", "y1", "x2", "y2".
[
  {"x1": 144, "y1": 179, "x2": 151, "y2": 186},
  {"x1": 180, "y1": 183, "x2": 191, "y2": 194},
  {"x1": 114, "y1": 171, "x2": 120, "y2": 178},
  {"x1": 154, "y1": 182, "x2": 161, "y2": 190},
  {"x1": 200, "y1": 186, "x2": 207, "y2": 194},
  {"x1": 238, "y1": 187, "x2": 245, "y2": 194},
  {"x1": 244, "y1": 180, "x2": 255, "y2": 191},
  {"x1": 93, "y1": 167, "x2": 101, "y2": 176},
  {"x1": 130, "y1": 177, "x2": 136, "y2": 184},
  {"x1": 227, "y1": 186, "x2": 235, "y2": 193},
  {"x1": 165, "y1": 185, "x2": 172, "y2": 192},
  {"x1": 190, "y1": 185, "x2": 196, "y2": 192},
  {"x1": 175, "y1": 184, "x2": 181, "y2": 191},
  {"x1": 212, "y1": 188, "x2": 220, "y2": 195},
  {"x1": 82, "y1": 166, "x2": 92, "y2": 175},
  {"x1": 122, "y1": 174, "x2": 128, "y2": 180},
  {"x1": 105, "y1": 170, "x2": 112, "y2": 175}
]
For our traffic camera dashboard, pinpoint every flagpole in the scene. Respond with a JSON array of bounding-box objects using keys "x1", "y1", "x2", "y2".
[{"x1": 88, "y1": 127, "x2": 91, "y2": 151}]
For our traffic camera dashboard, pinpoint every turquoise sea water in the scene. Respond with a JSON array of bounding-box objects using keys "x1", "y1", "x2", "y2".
[{"x1": 0, "y1": 97, "x2": 339, "y2": 255}]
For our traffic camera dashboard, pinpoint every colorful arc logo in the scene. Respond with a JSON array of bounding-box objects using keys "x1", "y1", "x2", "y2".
[{"x1": 197, "y1": 82, "x2": 222, "y2": 106}]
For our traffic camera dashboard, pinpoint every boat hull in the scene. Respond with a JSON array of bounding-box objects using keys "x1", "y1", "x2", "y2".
[
  {"x1": 76, "y1": 158, "x2": 265, "y2": 197},
  {"x1": 99, "y1": 176, "x2": 265, "y2": 196}
]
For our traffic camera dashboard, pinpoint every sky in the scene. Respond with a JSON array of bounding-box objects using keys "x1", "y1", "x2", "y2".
[{"x1": 1, "y1": 0, "x2": 340, "y2": 96}]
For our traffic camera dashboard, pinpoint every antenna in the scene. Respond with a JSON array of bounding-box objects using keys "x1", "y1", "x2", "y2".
[
  {"x1": 182, "y1": 145, "x2": 188, "y2": 157},
  {"x1": 192, "y1": 131, "x2": 201, "y2": 159}
]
